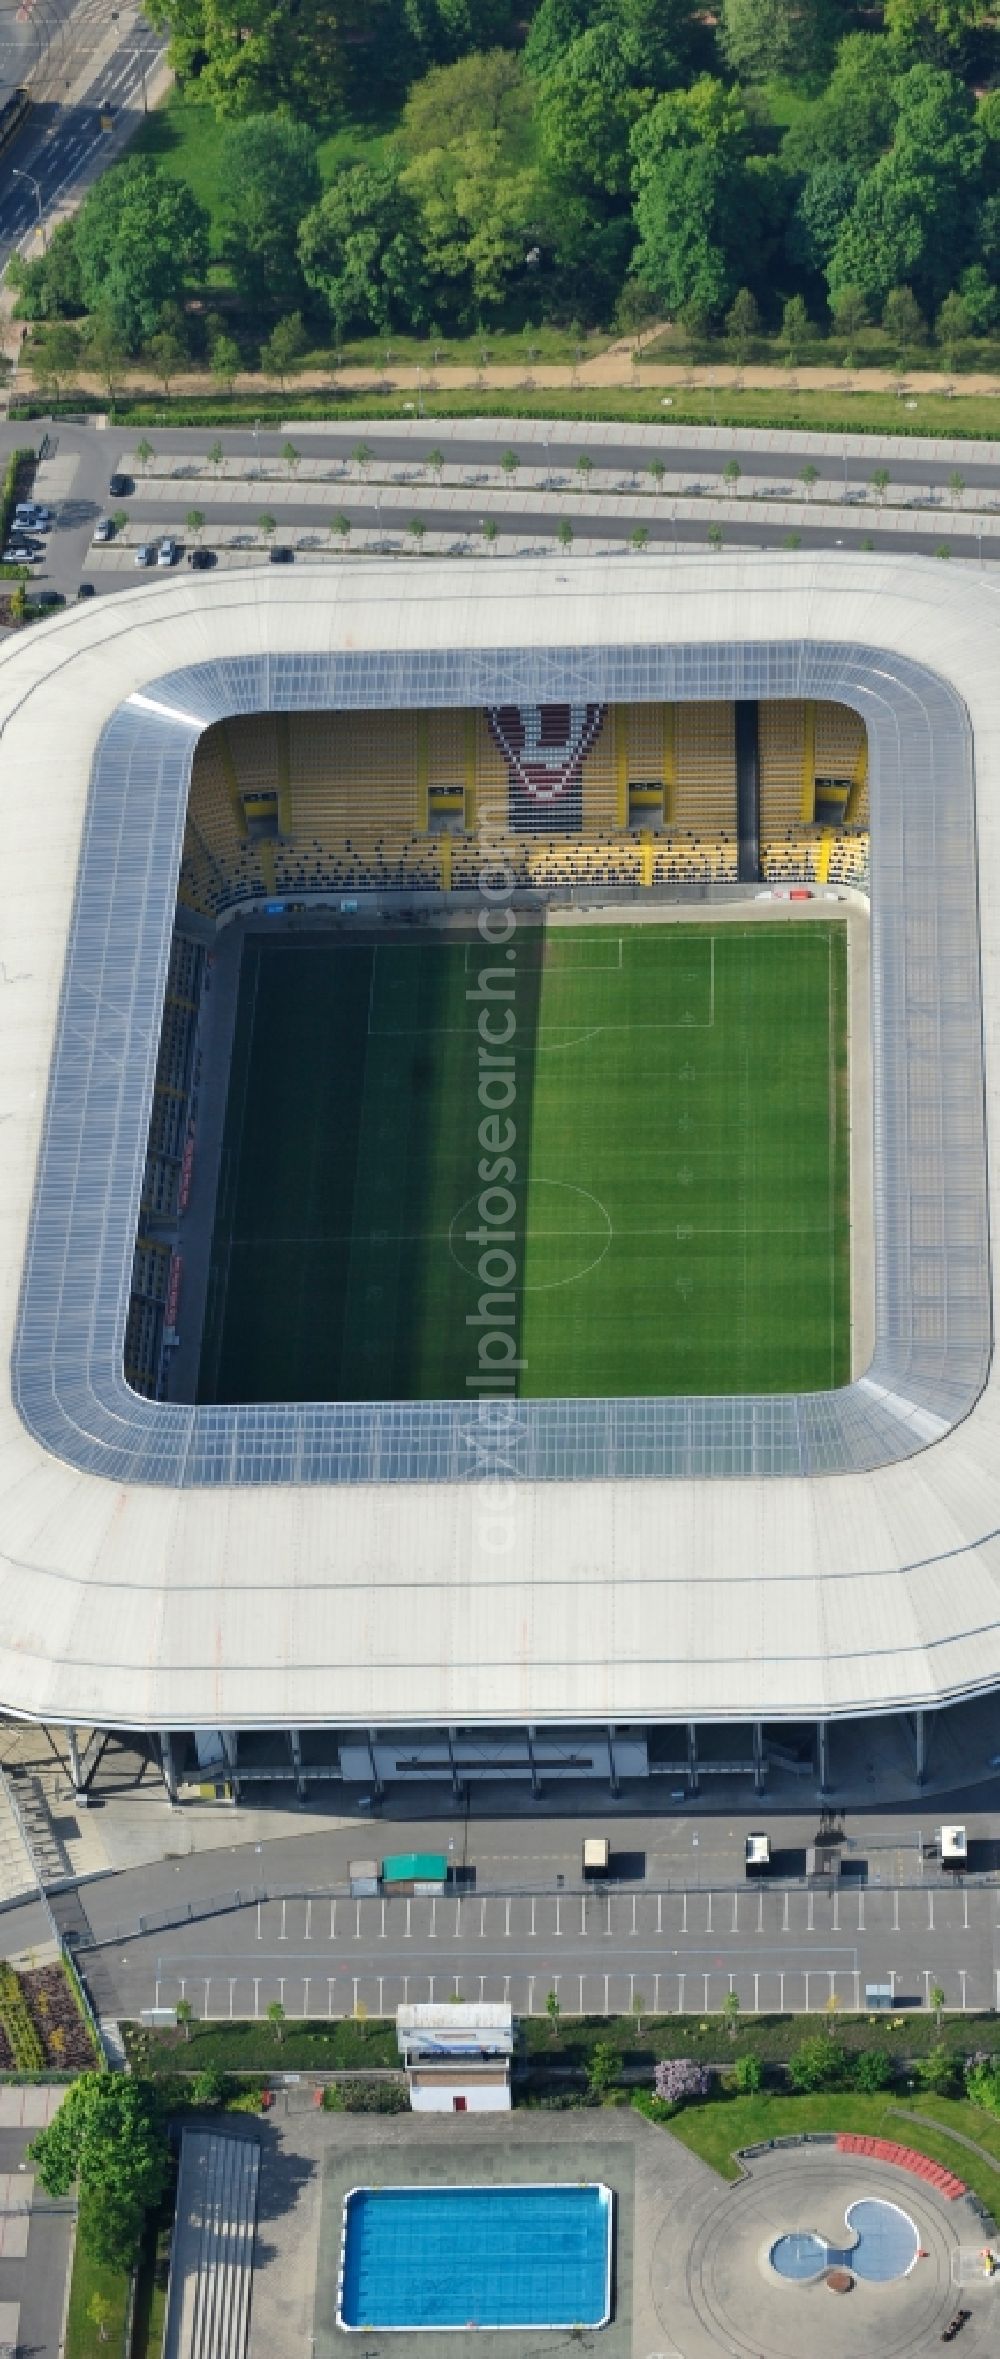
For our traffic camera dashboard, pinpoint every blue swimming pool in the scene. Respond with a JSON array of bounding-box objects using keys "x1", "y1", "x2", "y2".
[
  {"x1": 338, "y1": 2183, "x2": 614, "y2": 2331},
  {"x1": 769, "y1": 2198, "x2": 918, "y2": 2285}
]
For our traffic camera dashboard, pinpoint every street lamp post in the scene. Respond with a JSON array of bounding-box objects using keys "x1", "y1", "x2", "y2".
[
  {"x1": 128, "y1": 49, "x2": 149, "y2": 113},
  {"x1": 12, "y1": 169, "x2": 44, "y2": 249}
]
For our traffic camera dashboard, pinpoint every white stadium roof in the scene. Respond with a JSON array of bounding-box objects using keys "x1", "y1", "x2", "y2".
[{"x1": 0, "y1": 551, "x2": 996, "y2": 1734}]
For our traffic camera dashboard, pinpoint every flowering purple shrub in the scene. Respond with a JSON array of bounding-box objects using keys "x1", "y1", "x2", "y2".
[{"x1": 654, "y1": 2058, "x2": 710, "y2": 2104}]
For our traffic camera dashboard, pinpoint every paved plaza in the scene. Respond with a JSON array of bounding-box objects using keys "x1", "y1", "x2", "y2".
[{"x1": 238, "y1": 2102, "x2": 992, "y2": 2359}]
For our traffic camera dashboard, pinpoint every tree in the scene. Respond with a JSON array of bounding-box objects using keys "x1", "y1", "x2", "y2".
[
  {"x1": 353, "y1": 442, "x2": 373, "y2": 476},
  {"x1": 722, "y1": 1989, "x2": 741, "y2": 2040},
  {"x1": 260, "y1": 313, "x2": 308, "y2": 387},
  {"x1": 853, "y1": 2047, "x2": 896, "y2": 2091},
  {"x1": 146, "y1": 329, "x2": 187, "y2": 393},
  {"x1": 282, "y1": 441, "x2": 301, "y2": 479},
  {"x1": 186, "y1": 509, "x2": 205, "y2": 542},
  {"x1": 648, "y1": 458, "x2": 666, "y2": 492},
  {"x1": 83, "y1": 315, "x2": 128, "y2": 404},
  {"x1": 330, "y1": 513, "x2": 351, "y2": 548},
  {"x1": 917, "y1": 2043, "x2": 958, "y2": 2092},
  {"x1": 788, "y1": 2036, "x2": 846, "y2": 2091},
  {"x1": 653, "y1": 2057, "x2": 710, "y2": 2103},
  {"x1": 535, "y1": 23, "x2": 643, "y2": 199},
  {"x1": 427, "y1": 446, "x2": 445, "y2": 480},
  {"x1": 556, "y1": 518, "x2": 574, "y2": 548},
  {"x1": 257, "y1": 512, "x2": 277, "y2": 544},
  {"x1": 500, "y1": 449, "x2": 519, "y2": 480},
  {"x1": 722, "y1": 458, "x2": 741, "y2": 493},
  {"x1": 266, "y1": 2000, "x2": 286, "y2": 2044},
  {"x1": 207, "y1": 439, "x2": 224, "y2": 475},
  {"x1": 29, "y1": 2074, "x2": 169, "y2": 2272},
  {"x1": 192, "y1": 2065, "x2": 227, "y2": 2108},
  {"x1": 481, "y1": 516, "x2": 498, "y2": 547},
  {"x1": 883, "y1": 285, "x2": 927, "y2": 346},
  {"x1": 719, "y1": 0, "x2": 848, "y2": 82},
  {"x1": 210, "y1": 336, "x2": 241, "y2": 395},
  {"x1": 545, "y1": 1988, "x2": 561, "y2": 2037},
  {"x1": 136, "y1": 437, "x2": 154, "y2": 474},
  {"x1": 30, "y1": 321, "x2": 81, "y2": 398},
  {"x1": 788, "y1": 162, "x2": 860, "y2": 280},
  {"x1": 870, "y1": 467, "x2": 891, "y2": 502},
  {"x1": 830, "y1": 283, "x2": 868, "y2": 339},
  {"x1": 781, "y1": 35, "x2": 902, "y2": 178},
  {"x1": 631, "y1": 1989, "x2": 647, "y2": 2035},
  {"x1": 631, "y1": 95, "x2": 749, "y2": 326},
  {"x1": 707, "y1": 521, "x2": 723, "y2": 550},
  {"x1": 142, "y1": 0, "x2": 370, "y2": 122},
  {"x1": 629, "y1": 524, "x2": 650, "y2": 551},
  {"x1": 408, "y1": 517, "x2": 427, "y2": 547},
  {"x1": 725, "y1": 287, "x2": 759, "y2": 363},
  {"x1": 799, "y1": 463, "x2": 819, "y2": 498},
  {"x1": 587, "y1": 2040, "x2": 619, "y2": 2096},
  {"x1": 218, "y1": 116, "x2": 321, "y2": 306},
  {"x1": 780, "y1": 295, "x2": 810, "y2": 363},
  {"x1": 733, "y1": 2051, "x2": 762, "y2": 2093},
  {"x1": 298, "y1": 159, "x2": 427, "y2": 339},
  {"x1": 884, "y1": 0, "x2": 993, "y2": 55},
  {"x1": 959, "y1": 263, "x2": 999, "y2": 333},
  {"x1": 175, "y1": 1996, "x2": 194, "y2": 2041},
  {"x1": 930, "y1": 1982, "x2": 946, "y2": 2027},
  {"x1": 949, "y1": 470, "x2": 966, "y2": 502},
  {"x1": 575, "y1": 451, "x2": 593, "y2": 481},
  {"x1": 937, "y1": 289, "x2": 970, "y2": 360},
  {"x1": 399, "y1": 53, "x2": 541, "y2": 315},
  {"x1": 74, "y1": 159, "x2": 208, "y2": 351},
  {"x1": 87, "y1": 2294, "x2": 113, "y2": 2343}
]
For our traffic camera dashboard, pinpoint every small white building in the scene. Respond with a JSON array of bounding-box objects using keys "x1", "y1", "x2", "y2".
[{"x1": 396, "y1": 2002, "x2": 514, "y2": 2113}]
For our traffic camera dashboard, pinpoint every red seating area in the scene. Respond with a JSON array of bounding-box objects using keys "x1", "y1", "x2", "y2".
[{"x1": 836, "y1": 2133, "x2": 966, "y2": 2198}]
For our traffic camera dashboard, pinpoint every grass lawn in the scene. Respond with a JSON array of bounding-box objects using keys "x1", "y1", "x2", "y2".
[
  {"x1": 196, "y1": 920, "x2": 848, "y2": 1407},
  {"x1": 664, "y1": 2090, "x2": 1000, "y2": 2219},
  {"x1": 132, "y1": 2017, "x2": 398, "y2": 2071},
  {"x1": 64, "y1": 2199, "x2": 130, "y2": 2359}
]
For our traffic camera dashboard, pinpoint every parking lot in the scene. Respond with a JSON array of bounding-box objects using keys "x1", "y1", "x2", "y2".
[{"x1": 114, "y1": 1877, "x2": 1000, "y2": 2021}]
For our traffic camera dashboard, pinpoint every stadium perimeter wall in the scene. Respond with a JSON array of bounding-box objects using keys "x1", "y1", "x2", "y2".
[{"x1": 0, "y1": 556, "x2": 994, "y2": 1758}]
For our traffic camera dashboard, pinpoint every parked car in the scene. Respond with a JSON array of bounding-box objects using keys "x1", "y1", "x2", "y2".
[
  {"x1": 92, "y1": 517, "x2": 113, "y2": 543},
  {"x1": 156, "y1": 537, "x2": 177, "y2": 568},
  {"x1": 76, "y1": 582, "x2": 96, "y2": 598},
  {"x1": 14, "y1": 503, "x2": 51, "y2": 531},
  {"x1": 269, "y1": 544, "x2": 294, "y2": 563},
  {"x1": 108, "y1": 473, "x2": 132, "y2": 498},
  {"x1": 31, "y1": 590, "x2": 63, "y2": 609},
  {"x1": 3, "y1": 544, "x2": 40, "y2": 564},
  {"x1": 187, "y1": 547, "x2": 216, "y2": 569},
  {"x1": 134, "y1": 544, "x2": 155, "y2": 568}
]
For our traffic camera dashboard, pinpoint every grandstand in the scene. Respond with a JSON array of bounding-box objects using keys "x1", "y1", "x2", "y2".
[
  {"x1": 175, "y1": 695, "x2": 864, "y2": 914},
  {"x1": 0, "y1": 553, "x2": 994, "y2": 1805}
]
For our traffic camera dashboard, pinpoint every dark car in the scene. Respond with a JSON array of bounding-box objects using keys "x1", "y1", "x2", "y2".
[
  {"x1": 108, "y1": 473, "x2": 132, "y2": 498},
  {"x1": 187, "y1": 547, "x2": 216, "y2": 569},
  {"x1": 32, "y1": 590, "x2": 63, "y2": 609},
  {"x1": 269, "y1": 544, "x2": 294, "y2": 563},
  {"x1": 76, "y1": 582, "x2": 96, "y2": 598}
]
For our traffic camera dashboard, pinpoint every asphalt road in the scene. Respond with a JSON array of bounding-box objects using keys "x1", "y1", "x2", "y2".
[{"x1": 0, "y1": 0, "x2": 162, "y2": 263}]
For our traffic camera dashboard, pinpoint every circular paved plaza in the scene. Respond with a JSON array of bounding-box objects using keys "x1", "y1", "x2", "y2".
[{"x1": 647, "y1": 2148, "x2": 985, "y2": 2359}]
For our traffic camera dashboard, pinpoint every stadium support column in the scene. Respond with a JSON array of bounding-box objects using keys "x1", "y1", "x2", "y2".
[
  {"x1": 753, "y1": 1720, "x2": 765, "y2": 1795},
  {"x1": 915, "y1": 1710, "x2": 927, "y2": 1786},
  {"x1": 159, "y1": 1731, "x2": 178, "y2": 1805},
  {"x1": 66, "y1": 1728, "x2": 83, "y2": 1794},
  {"x1": 687, "y1": 1722, "x2": 699, "y2": 1797},
  {"x1": 608, "y1": 1728, "x2": 620, "y2": 1798},
  {"x1": 289, "y1": 1729, "x2": 305, "y2": 1803},
  {"x1": 817, "y1": 1719, "x2": 830, "y2": 1795},
  {"x1": 735, "y1": 700, "x2": 761, "y2": 884}
]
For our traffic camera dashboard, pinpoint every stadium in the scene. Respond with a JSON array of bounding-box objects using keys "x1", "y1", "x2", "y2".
[{"x1": 0, "y1": 551, "x2": 994, "y2": 1804}]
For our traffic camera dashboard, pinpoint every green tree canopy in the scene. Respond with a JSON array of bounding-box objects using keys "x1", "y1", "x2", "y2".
[
  {"x1": 29, "y1": 2076, "x2": 169, "y2": 2272},
  {"x1": 719, "y1": 0, "x2": 853, "y2": 83},
  {"x1": 399, "y1": 52, "x2": 541, "y2": 312},
  {"x1": 219, "y1": 116, "x2": 320, "y2": 304},
  {"x1": 827, "y1": 65, "x2": 982, "y2": 309},
  {"x1": 633, "y1": 143, "x2": 738, "y2": 321},
  {"x1": 74, "y1": 159, "x2": 208, "y2": 350},
  {"x1": 535, "y1": 24, "x2": 643, "y2": 197},
  {"x1": 781, "y1": 35, "x2": 902, "y2": 175},
  {"x1": 787, "y1": 161, "x2": 860, "y2": 278},
  {"x1": 144, "y1": 0, "x2": 372, "y2": 120},
  {"x1": 298, "y1": 159, "x2": 427, "y2": 334}
]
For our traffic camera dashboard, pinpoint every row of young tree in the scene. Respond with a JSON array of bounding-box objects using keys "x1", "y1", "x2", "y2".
[{"x1": 12, "y1": 1, "x2": 1000, "y2": 354}]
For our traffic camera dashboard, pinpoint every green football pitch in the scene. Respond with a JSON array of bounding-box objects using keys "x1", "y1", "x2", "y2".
[{"x1": 197, "y1": 920, "x2": 850, "y2": 1406}]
